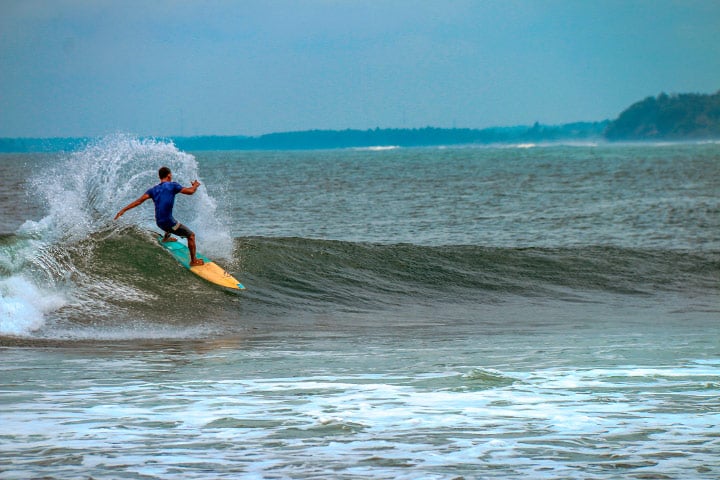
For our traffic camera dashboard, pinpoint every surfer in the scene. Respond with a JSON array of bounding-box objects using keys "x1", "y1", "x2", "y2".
[{"x1": 114, "y1": 166, "x2": 205, "y2": 266}]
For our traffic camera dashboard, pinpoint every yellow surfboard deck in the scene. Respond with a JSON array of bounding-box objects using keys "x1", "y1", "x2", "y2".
[{"x1": 156, "y1": 235, "x2": 245, "y2": 290}]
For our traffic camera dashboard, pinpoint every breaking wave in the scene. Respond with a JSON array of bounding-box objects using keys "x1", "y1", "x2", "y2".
[{"x1": 1, "y1": 135, "x2": 717, "y2": 341}]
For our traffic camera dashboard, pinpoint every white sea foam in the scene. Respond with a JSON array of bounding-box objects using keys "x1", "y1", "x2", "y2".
[
  {"x1": 353, "y1": 145, "x2": 400, "y2": 151},
  {"x1": 3, "y1": 357, "x2": 718, "y2": 478},
  {"x1": 0, "y1": 276, "x2": 67, "y2": 336}
]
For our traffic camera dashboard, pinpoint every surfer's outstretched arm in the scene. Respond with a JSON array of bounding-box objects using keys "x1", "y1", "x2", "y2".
[
  {"x1": 114, "y1": 193, "x2": 150, "y2": 220},
  {"x1": 180, "y1": 180, "x2": 201, "y2": 195}
]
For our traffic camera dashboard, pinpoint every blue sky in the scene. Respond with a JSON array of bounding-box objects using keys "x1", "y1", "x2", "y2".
[{"x1": 1, "y1": 0, "x2": 719, "y2": 137}]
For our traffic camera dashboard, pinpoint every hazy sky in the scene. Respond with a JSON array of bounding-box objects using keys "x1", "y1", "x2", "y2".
[{"x1": 1, "y1": 0, "x2": 719, "y2": 137}]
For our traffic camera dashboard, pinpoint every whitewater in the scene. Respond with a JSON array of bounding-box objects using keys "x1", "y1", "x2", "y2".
[{"x1": 1, "y1": 135, "x2": 718, "y2": 479}]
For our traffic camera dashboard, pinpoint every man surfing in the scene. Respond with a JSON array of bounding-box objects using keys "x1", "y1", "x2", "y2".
[{"x1": 114, "y1": 166, "x2": 205, "y2": 266}]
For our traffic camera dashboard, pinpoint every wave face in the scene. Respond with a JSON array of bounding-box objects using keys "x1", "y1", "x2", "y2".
[{"x1": 240, "y1": 236, "x2": 719, "y2": 305}]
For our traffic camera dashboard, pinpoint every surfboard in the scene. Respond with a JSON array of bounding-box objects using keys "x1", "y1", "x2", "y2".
[{"x1": 156, "y1": 235, "x2": 245, "y2": 290}]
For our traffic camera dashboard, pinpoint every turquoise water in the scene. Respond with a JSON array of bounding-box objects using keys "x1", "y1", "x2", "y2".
[{"x1": 1, "y1": 136, "x2": 718, "y2": 478}]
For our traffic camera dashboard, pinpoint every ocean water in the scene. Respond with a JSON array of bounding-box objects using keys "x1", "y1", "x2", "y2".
[{"x1": 1, "y1": 135, "x2": 718, "y2": 479}]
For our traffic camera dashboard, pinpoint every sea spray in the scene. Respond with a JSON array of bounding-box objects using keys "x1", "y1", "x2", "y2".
[
  {"x1": 1, "y1": 135, "x2": 236, "y2": 338},
  {"x1": 14, "y1": 135, "x2": 230, "y2": 257}
]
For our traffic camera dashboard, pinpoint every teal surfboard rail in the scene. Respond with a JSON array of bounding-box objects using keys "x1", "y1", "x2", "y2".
[{"x1": 156, "y1": 235, "x2": 209, "y2": 270}]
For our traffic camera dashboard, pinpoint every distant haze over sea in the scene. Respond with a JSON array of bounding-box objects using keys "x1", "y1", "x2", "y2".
[{"x1": 2, "y1": 90, "x2": 718, "y2": 152}]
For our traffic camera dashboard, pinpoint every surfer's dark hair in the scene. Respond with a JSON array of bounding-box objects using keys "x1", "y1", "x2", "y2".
[{"x1": 158, "y1": 166, "x2": 171, "y2": 179}]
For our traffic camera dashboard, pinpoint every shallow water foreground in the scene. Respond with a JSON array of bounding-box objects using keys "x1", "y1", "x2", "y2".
[{"x1": 2, "y1": 303, "x2": 719, "y2": 479}]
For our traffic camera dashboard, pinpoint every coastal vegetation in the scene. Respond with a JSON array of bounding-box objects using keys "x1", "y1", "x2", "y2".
[
  {"x1": 172, "y1": 122, "x2": 607, "y2": 151},
  {"x1": 604, "y1": 90, "x2": 720, "y2": 140}
]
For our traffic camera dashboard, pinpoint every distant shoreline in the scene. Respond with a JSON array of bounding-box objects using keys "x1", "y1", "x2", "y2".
[
  {"x1": 0, "y1": 122, "x2": 610, "y2": 152},
  {"x1": 2, "y1": 90, "x2": 719, "y2": 152},
  {"x1": 2, "y1": 124, "x2": 719, "y2": 153}
]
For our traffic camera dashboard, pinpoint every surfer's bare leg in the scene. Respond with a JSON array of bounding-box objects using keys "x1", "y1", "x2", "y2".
[
  {"x1": 162, "y1": 232, "x2": 177, "y2": 243},
  {"x1": 188, "y1": 233, "x2": 204, "y2": 266}
]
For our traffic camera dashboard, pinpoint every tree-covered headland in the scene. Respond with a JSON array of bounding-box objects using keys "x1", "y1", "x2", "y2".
[{"x1": 604, "y1": 90, "x2": 720, "y2": 140}]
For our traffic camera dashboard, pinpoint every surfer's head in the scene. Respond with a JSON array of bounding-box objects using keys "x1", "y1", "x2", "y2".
[{"x1": 158, "y1": 166, "x2": 171, "y2": 180}]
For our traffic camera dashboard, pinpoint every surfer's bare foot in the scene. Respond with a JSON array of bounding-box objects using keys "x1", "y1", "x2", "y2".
[
  {"x1": 190, "y1": 259, "x2": 204, "y2": 266},
  {"x1": 162, "y1": 237, "x2": 178, "y2": 243}
]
